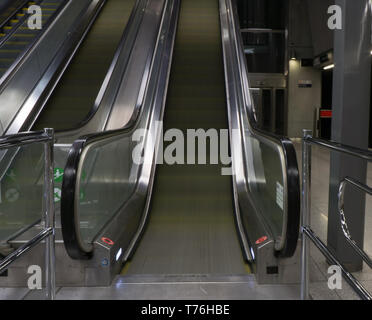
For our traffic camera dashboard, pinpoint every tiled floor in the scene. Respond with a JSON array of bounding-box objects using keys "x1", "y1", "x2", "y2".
[
  {"x1": 1, "y1": 275, "x2": 301, "y2": 300},
  {"x1": 293, "y1": 140, "x2": 372, "y2": 300}
]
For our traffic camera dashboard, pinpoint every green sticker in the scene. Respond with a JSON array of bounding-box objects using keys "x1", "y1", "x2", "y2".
[
  {"x1": 54, "y1": 187, "x2": 61, "y2": 203},
  {"x1": 80, "y1": 190, "x2": 85, "y2": 200},
  {"x1": 6, "y1": 169, "x2": 16, "y2": 181},
  {"x1": 5, "y1": 188, "x2": 20, "y2": 203},
  {"x1": 81, "y1": 171, "x2": 87, "y2": 181},
  {"x1": 54, "y1": 168, "x2": 64, "y2": 182}
]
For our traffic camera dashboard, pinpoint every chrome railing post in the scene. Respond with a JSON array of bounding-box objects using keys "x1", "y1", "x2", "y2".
[
  {"x1": 301, "y1": 129, "x2": 312, "y2": 300},
  {"x1": 43, "y1": 128, "x2": 55, "y2": 300}
]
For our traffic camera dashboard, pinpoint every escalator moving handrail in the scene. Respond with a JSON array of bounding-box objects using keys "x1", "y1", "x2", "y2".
[
  {"x1": 224, "y1": 0, "x2": 300, "y2": 258},
  {"x1": 61, "y1": 0, "x2": 177, "y2": 259},
  {"x1": 61, "y1": 127, "x2": 134, "y2": 259}
]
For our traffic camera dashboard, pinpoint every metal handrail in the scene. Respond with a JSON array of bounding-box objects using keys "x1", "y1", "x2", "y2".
[
  {"x1": 220, "y1": 0, "x2": 300, "y2": 258},
  {"x1": 240, "y1": 28, "x2": 285, "y2": 34},
  {"x1": 60, "y1": 0, "x2": 179, "y2": 260},
  {"x1": 304, "y1": 135, "x2": 372, "y2": 161},
  {"x1": 338, "y1": 177, "x2": 372, "y2": 269},
  {"x1": 0, "y1": 128, "x2": 55, "y2": 300},
  {"x1": 302, "y1": 226, "x2": 372, "y2": 300},
  {"x1": 301, "y1": 129, "x2": 372, "y2": 300},
  {"x1": 0, "y1": 130, "x2": 51, "y2": 149}
]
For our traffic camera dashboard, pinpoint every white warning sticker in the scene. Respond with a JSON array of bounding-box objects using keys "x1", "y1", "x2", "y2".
[{"x1": 276, "y1": 181, "x2": 284, "y2": 210}]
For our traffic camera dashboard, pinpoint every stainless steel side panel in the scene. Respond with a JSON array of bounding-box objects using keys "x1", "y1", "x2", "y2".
[
  {"x1": 0, "y1": 0, "x2": 99, "y2": 136},
  {"x1": 56, "y1": 0, "x2": 165, "y2": 143}
]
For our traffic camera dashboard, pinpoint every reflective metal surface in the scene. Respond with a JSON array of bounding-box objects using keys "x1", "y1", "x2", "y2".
[
  {"x1": 0, "y1": 0, "x2": 88, "y2": 136},
  {"x1": 303, "y1": 226, "x2": 372, "y2": 300},
  {"x1": 0, "y1": 129, "x2": 55, "y2": 299},
  {"x1": 0, "y1": 0, "x2": 104, "y2": 188},
  {"x1": 4, "y1": 0, "x2": 104, "y2": 136},
  {"x1": 300, "y1": 129, "x2": 311, "y2": 300},
  {"x1": 338, "y1": 177, "x2": 372, "y2": 268},
  {"x1": 55, "y1": 0, "x2": 161, "y2": 143},
  {"x1": 219, "y1": 0, "x2": 300, "y2": 258},
  {"x1": 305, "y1": 136, "x2": 372, "y2": 161},
  {"x1": 60, "y1": 0, "x2": 178, "y2": 265},
  {"x1": 301, "y1": 132, "x2": 372, "y2": 300},
  {"x1": 0, "y1": 0, "x2": 168, "y2": 287},
  {"x1": 0, "y1": 131, "x2": 50, "y2": 149},
  {"x1": 124, "y1": 0, "x2": 247, "y2": 276},
  {"x1": 2, "y1": 0, "x2": 301, "y2": 288}
]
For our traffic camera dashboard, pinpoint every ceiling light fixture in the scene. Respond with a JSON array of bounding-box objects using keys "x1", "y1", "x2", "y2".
[{"x1": 323, "y1": 64, "x2": 335, "y2": 70}]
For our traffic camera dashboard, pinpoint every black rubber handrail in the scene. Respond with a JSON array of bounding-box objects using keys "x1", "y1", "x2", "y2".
[
  {"x1": 61, "y1": 126, "x2": 134, "y2": 259},
  {"x1": 246, "y1": 109, "x2": 300, "y2": 258},
  {"x1": 60, "y1": 0, "x2": 169, "y2": 259},
  {"x1": 227, "y1": 0, "x2": 300, "y2": 258}
]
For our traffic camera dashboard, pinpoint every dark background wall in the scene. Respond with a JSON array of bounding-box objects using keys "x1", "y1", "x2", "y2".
[
  {"x1": 288, "y1": 0, "x2": 313, "y2": 59},
  {"x1": 306, "y1": 0, "x2": 334, "y2": 56}
]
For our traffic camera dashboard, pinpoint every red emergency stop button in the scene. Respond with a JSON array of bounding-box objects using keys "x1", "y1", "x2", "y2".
[{"x1": 255, "y1": 236, "x2": 268, "y2": 244}]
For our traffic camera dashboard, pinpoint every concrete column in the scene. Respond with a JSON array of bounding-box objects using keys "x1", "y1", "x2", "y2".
[{"x1": 327, "y1": 0, "x2": 371, "y2": 271}]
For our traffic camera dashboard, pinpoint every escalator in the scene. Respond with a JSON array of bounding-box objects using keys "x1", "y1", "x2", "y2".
[
  {"x1": 58, "y1": 0, "x2": 300, "y2": 286},
  {"x1": 0, "y1": 0, "x2": 136, "y2": 237},
  {"x1": 0, "y1": 0, "x2": 300, "y2": 288},
  {"x1": 0, "y1": 0, "x2": 143, "y2": 266},
  {"x1": 1, "y1": 0, "x2": 182, "y2": 286},
  {"x1": 124, "y1": 0, "x2": 247, "y2": 275},
  {"x1": 33, "y1": 0, "x2": 136, "y2": 131},
  {"x1": 0, "y1": 0, "x2": 66, "y2": 79}
]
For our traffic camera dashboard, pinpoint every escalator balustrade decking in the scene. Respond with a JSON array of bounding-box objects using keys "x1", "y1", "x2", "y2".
[
  {"x1": 0, "y1": 1, "x2": 65, "y2": 78},
  {"x1": 33, "y1": 0, "x2": 135, "y2": 131}
]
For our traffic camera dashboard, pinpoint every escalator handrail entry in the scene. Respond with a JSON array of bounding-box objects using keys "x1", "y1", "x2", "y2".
[
  {"x1": 222, "y1": 0, "x2": 300, "y2": 258},
  {"x1": 60, "y1": 0, "x2": 178, "y2": 259}
]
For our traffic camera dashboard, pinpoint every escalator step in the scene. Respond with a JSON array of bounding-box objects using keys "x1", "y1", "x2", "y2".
[
  {"x1": 126, "y1": 0, "x2": 248, "y2": 276},
  {"x1": 5, "y1": 42, "x2": 30, "y2": 46},
  {"x1": 11, "y1": 34, "x2": 36, "y2": 38},
  {"x1": 0, "y1": 49, "x2": 21, "y2": 53}
]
